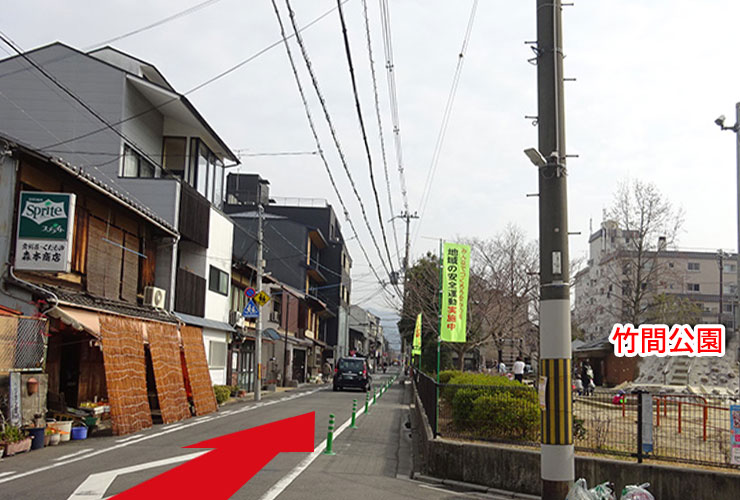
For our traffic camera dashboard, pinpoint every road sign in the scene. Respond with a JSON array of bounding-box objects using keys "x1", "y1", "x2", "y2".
[
  {"x1": 242, "y1": 299, "x2": 259, "y2": 318},
  {"x1": 244, "y1": 287, "x2": 256, "y2": 298},
  {"x1": 254, "y1": 291, "x2": 271, "y2": 307}
]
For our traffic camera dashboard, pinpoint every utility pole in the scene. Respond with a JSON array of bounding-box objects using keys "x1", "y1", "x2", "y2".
[
  {"x1": 394, "y1": 210, "x2": 418, "y2": 367},
  {"x1": 718, "y1": 250, "x2": 725, "y2": 325},
  {"x1": 255, "y1": 203, "x2": 264, "y2": 402},
  {"x1": 715, "y1": 103, "x2": 740, "y2": 396},
  {"x1": 535, "y1": 0, "x2": 573, "y2": 497}
]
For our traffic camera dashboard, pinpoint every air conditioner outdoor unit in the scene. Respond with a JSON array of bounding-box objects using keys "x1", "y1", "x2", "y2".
[
  {"x1": 144, "y1": 286, "x2": 167, "y2": 309},
  {"x1": 229, "y1": 310, "x2": 245, "y2": 328}
]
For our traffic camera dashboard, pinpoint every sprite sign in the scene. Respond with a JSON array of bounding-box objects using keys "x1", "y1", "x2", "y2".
[{"x1": 15, "y1": 191, "x2": 76, "y2": 272}]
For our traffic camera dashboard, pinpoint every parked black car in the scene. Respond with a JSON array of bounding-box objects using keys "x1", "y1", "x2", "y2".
[{"x1": 333, "y1": 357, "x2": 371, "y2": 392}]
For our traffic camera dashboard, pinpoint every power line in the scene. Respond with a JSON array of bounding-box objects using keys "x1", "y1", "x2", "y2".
[
  {"x1": 282, "y1": 0, "x2": 400, "y2": 299},
  {"x1": 412, "y1": 0, "x2": 479, "y2": 249},
  {"x1": 360, "y1": 0, "x2": 402, "y2": 269},
  {"x1": 35, "y1": 2, "x2": 344, "y2": 152},
  {"x1": 378, "y1": 0, "x2": 409, "y2": 215},
  {"x1": 83, "y1": 0, "x2": 226, "y2": 50},
  {"x1": 334, "y1": 0, "x2": 398, "y2": 287},
  {"x1": 269, "y1": 0, "x2": 399, "y2": 305}
]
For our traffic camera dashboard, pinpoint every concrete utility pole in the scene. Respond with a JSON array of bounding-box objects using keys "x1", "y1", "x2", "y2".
[
  {"x1": 535, "y1": 0, "x2": 573, "y2": 497},
  {"x1": 714, "y1": 103, "x2": 740, "y2": 395},
  {"x1": 255, "y1": 203, "x2": 264, "y2": 402},
  {"x1": 394, "y1": 210, "x2": 418, "y2": 366}
]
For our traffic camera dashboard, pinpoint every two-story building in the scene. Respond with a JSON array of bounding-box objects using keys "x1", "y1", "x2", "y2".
[
  {"x1": 0, "y1": 42, "x2": 240, "y2": 388},
  {"x1": 0, "y1": 137, "x2": 218, "y2": 434}
]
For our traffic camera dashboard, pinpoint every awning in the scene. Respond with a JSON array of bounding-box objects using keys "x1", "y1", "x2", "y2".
[
  {"x1": 174, "y1": 312, "x2": 235, "y2": 333},
  {"x1": 46, "y1": 306, "x2": 101, "y2": 338}
]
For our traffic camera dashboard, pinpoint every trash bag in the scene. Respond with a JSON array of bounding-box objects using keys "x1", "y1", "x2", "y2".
[
  {"x1": 620, "y1": 483, "x2": 654, "y2": 500},
  {"x1": 566, "y1": 479, "x2": 596, "y2": 500},
  {"x1": 589, "y1": 482, "x2": 616, "y2": 500}
]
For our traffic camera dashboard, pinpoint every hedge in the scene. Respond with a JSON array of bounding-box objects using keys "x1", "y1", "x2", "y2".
[
  {"x1": 442, "y1": 372, "x2": 525, "y2": 405},
  {"x1": 470, "y1": 392, "x2": 540, "y2": 440}
]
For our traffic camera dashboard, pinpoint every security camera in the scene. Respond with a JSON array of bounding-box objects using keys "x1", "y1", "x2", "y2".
[{"x1": 715, "y1": 115, "x2": 726, "y2": 127}]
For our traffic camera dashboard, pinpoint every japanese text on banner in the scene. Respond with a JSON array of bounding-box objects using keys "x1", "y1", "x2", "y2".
[
  {"x1": 412, "y1": 312, "x2": 422, "y2": 355},
  {"x1": 440, "y1": 242, "x2": 470, "y2": 343}
]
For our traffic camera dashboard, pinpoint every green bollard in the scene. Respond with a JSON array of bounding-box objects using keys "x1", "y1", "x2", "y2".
[
  {"x1": 324, "y1": 414, "x2": 336, "y2": 455},
  {"x1": 364, "y1": 391, "x2": 370, "y2": 414},
  {"x1": 373, "y1": 389, "x2": 377, "y2": 405},
  {"x1": 350, "y1": 399, "x2": 358, "y2": 429}
]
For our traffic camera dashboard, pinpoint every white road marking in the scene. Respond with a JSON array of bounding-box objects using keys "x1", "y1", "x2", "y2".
[
  {"x1": 114, "y1": 434, "x2": 142, "y2": 443},
  {"x1": 0, "y1": 472, "x2": 17, "y2": 478},
  {"x1": 66, "y1": 451, "x2": 208, "y2": 500},
  {"x1": 0, "y1": 387, "x2": 323, "y2": 485},
  {"x1": 52, "y1": 449, "x2": 93, "y2": 462},
  {"x1": 161, "y1": 422, "x2": 185, "y2": 430},
  {"x1": 258, "y1": 403, "x2": 365, "y2": 500}
]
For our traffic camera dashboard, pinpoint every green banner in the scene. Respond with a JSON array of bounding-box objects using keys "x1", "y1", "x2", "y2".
[
  {"x1": 440, "y1": 242, "x2": 470, "y2": 343},
  {"x1": 412, "y1": 313, "x2": 422, "y2": 355}
]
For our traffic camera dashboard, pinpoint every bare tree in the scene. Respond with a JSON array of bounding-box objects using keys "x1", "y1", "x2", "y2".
[{"x1": 598, "y1": 179, "x2": 684, "y2": 325}]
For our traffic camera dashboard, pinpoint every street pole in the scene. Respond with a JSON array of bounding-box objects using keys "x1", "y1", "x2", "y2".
[
  {"x1": 718, "y1": 250, "x2": 724, "y2": 325},
  {"x1": 736, "y1": 102, "x2": 740, "y2": 397},
  {"x1": 535, "y1": 0, "x2": 574, "y2": 497},
  {"x1": 255, "y1": 203, "x2": 264, "y2": 402},
  {"x1": 435, "y1": 238, "x2": 442, "y2": 438}
]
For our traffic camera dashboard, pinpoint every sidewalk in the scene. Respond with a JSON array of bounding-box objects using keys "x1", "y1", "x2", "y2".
[{"x1": 270, "y1": 375, "x2": 528, "y2": 500}]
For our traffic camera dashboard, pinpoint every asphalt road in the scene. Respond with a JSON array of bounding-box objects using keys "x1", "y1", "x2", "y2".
[{"x1": 0, "y1": 371, "x2": 526, "y2": 500}]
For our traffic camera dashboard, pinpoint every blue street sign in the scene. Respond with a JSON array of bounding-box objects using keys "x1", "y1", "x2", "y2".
[{"x1": 243, "y1": 299, "x2": 259, "y2": 318}]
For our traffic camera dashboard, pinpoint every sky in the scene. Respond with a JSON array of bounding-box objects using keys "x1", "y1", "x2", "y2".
[{"x1": 5, "y1": 0, "x2": 740, "y2": 350}]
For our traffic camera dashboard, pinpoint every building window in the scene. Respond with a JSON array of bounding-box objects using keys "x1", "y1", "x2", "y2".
[
  {"x1": 121, "y1": 144, "x2": 158, "y2": 178},
  {"x1": 668, "y1": 262, "x2": 674, "y2": 268},
  {"x1": 208, "y1": 340, "x2": 227, "y2": 368},
  {"x1": 271, "y1": 294, "x2": 282, "y2": 323},
  {"x1": 162, "y1": 137, "x2": 187, "y2": 178},
  {"x1": 687, "y1": 283, "x2": 700, "y2": 292},
  {"x1": 208, "y1": 265, "x2": 229, "y2": 295},
  {"x1": 724, "y1": 263, "x2": 737, "y2": 273},
  {"x1": 723, "y1": 283, "x2": 737, "y2": 295},
  {"x1": 189, "y1": 139, "x2": 224, "y2": 207},
  {"x1": 688, "y1": 262, "x2": 700, "y2": 271},
  {"x1": 723, "y1": 304, "x2": 734, "y2": 313}
]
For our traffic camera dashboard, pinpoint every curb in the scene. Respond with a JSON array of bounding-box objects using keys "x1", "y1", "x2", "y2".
[{"x1": 412, "y1": 474, "x2": 539, "y2": 499}]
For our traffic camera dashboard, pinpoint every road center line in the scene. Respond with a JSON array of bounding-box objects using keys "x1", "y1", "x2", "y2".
[
  {"x1": 0, "y1": 387, "x2": 323, "y2": 485},
  {"x1": 52, "y1": 448, "x2": 93, "y2": 461},
  {"x1": 258, "y1": 400, "x2": 367, "y2": 500}
]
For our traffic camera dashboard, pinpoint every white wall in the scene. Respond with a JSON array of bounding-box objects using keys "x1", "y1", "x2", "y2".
[
  {"x1": 204, "y1": 207, "x2": 233, "y2": 323},
  {"x1": 203, "y1": 328, "x2": 228, "y2": 386}
]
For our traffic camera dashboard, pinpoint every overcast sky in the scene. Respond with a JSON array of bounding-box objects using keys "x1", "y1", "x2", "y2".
[{"x1": 5, "y1": 0, "x2": 740, "y2": 349}]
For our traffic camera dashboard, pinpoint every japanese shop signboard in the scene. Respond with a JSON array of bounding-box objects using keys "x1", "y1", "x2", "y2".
[
  {"x1": 15, "y1": 191, "x2": 76, "y2": 272},
  {"x1": 440, "y1": 242, "x2": 470, "y2": 343},
  {"x1": 412, "y1": 312, "x2": 422, "y2": 355}
]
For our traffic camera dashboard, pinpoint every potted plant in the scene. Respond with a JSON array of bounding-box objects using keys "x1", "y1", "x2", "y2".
[
  {"x1": 1, "y1": 424, "x2": 32, "y2": 456},
  {"x1": 48, "y1": 427, "x2": 61, "y2": 446}
]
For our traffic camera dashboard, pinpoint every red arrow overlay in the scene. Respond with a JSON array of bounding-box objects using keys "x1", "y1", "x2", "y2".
[{"x1": 112, "y1": 411, "x2": 315, "y2": 499}]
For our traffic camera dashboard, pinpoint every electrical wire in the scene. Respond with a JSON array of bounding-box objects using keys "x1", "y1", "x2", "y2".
[
  {"x1": 35, "y1": 2, "x2": 344, "y2": 152},
  {"x1": 411, "y1": 0, "x2": 479, "y2": 250},
  {"x1": 83, "y1": 0, "x2": 226, "y2": 50},
  {"x1": 269, "y1": 0, "x2": 399, "y2": 307},
  {"x1": 360, "y1": 0, "x2": 402, "y2": 269},
  {"x1": 378, "y1": 0, "x2": 409, "y2": 215},
  {"x1": 282, "y1": 0, "x2": 400, "y2": 300},
  {"x1": 335, "y1": 0, "x2": 398, "y2": 288}
]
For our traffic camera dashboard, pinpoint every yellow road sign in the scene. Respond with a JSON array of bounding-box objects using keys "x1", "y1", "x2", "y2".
[{"x1": 254, "y1": 291, "x2": 271, "y2": 307}]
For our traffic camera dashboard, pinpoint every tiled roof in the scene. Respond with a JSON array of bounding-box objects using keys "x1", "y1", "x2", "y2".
[{"x1": 42, "y1": 284, "x2": 176, "y2": 323}]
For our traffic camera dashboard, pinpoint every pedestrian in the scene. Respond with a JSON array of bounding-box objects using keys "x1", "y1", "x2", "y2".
[
  {"x1": 497, "y1": 360, "x2": 507, "y2": 375},
  {"x1": 512, "y1": 356, "x2": 525, "y2": 383},
  {"x1": 322, "y1": 360, "x2": 332, "y2": 383},
  {"x1": 581, "y1": 361, "x2": 594, "y2": 396}
]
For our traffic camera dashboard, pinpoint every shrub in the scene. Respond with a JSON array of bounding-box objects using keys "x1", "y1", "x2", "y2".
[
  {"x1": 438, "y1": 370, "x2": 463, "y2": 385},
  {"x1": 442, "y1": 372, "x2": 525, "y2": 405},
  {"x1": 213, "y1": 385, "x2": 232, "y2": 405},
  {"x1": 451, "y1": 387, "x2": 486, "y2": 429},
  {"x1": 470, "y1": 392, "x2": 540, "y2": 441}
]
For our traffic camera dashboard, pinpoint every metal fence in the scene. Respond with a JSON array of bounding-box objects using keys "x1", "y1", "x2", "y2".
[
  {"x1": 413, "y1": 369, "x2": 438, "y2": 436},
  {"x1": 413, "y1": 372, "x2": 740, "y2": 470},
  {"x1": 0, "y1": 316, "x2": 48, "y2": 371}
]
